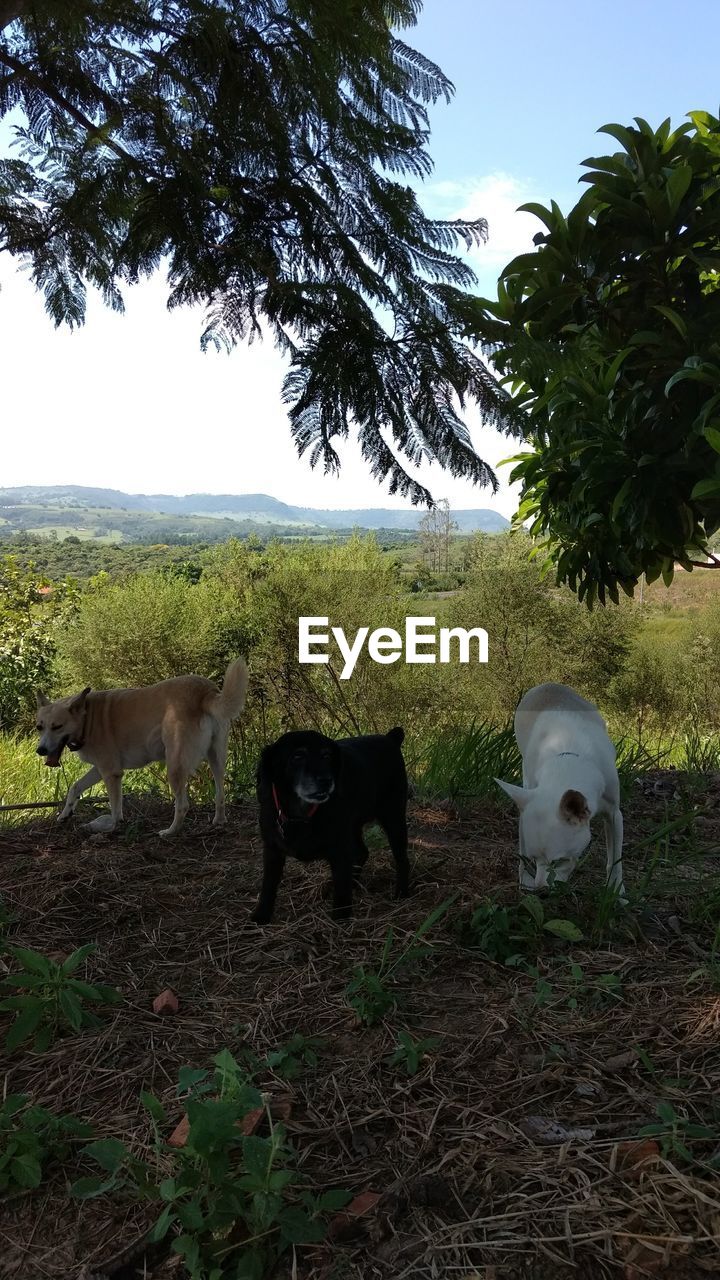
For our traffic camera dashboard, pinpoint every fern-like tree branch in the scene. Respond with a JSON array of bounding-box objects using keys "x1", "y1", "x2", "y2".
[{"x1": 0, "y1": 0, "x2": 518, "y2": 498}]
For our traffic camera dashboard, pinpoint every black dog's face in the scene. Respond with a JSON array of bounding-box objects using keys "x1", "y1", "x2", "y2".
[{"x1": 272, "y1": 732, "x2": 340, "y2": 806}]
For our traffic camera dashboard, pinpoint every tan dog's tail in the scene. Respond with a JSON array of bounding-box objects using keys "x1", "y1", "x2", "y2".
[{"x1": 210, "y1": 657, "x2": 249, "y2": 721}]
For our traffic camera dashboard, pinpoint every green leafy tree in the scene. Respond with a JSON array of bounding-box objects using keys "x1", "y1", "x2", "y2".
[
  {"x1": 0, "y1": 0, "x2": 517, "y2": 499},
  {"x1": 471, "y1": 112, "x2": 720, "y2": 603}
]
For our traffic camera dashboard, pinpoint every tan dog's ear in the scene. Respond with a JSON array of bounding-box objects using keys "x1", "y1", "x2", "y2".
[
  {"x1": 559, "y1": 789, "x2": 590, "y2": 825},
  {"x1": 69, "y1": 686, "x2": 91, "y2": 712},
  {"x1": 35, "y1": 690, "x2": 49, "y2": 708}
]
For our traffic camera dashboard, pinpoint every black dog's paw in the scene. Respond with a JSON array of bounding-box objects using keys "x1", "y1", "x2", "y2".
[
  {"x1": 393, "y1": 883, "x2": 411, "y2": 900},
  {"x1": 331, "y1": 904, "x2": 353, "y2": 921},
  {"x1": 250, "y1": 905, "x2": 273, "y2": 925}
]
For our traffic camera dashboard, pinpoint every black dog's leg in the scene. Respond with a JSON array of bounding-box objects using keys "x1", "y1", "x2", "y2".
[
  {"x1": 380, "y1": 811, "x2": 411, "y2": 899},
  {"x1": 352, "y1": 832, "x2": 370, "y2": 878},
  {"x1": 329, "y1": 855, "x2": 354, "y2": 920},
  {"x1": 251, "y1": 841, "x2": 285, "y2": 924}
]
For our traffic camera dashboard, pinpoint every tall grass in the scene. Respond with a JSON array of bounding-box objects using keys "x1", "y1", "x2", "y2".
[{"x1": 414, "y1": 722, "x2": 521, "y2": 800}]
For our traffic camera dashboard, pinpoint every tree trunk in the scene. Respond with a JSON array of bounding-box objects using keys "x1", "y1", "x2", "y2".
[{"x1": 0, "y1": 1, "x2": 28, "y2": 32}]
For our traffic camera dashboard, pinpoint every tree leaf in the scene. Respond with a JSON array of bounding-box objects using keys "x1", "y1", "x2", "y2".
[{"x1": 543, "y1": 919, "x2": 584, "y2": 941}]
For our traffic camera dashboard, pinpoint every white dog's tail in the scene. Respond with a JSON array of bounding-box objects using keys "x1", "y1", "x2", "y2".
[{"x1": 210, "y1": 657, "x2": 249, "y2": 721}]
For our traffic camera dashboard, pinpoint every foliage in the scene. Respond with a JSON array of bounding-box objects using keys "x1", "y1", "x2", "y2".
[
  {"x1": 72, "y1": 1051, "x2": 351, "y2": 1280},
  {"x1": 462, "y1": 895, "x2": 583, "y2": 965},
  {"x1": 57, "y1": 569, "x2": 244, "y2": 690},
  {"x1": 265, "y1": 1034, "x2": 325, "y2": 1081},
  {"x1": 387, "y1": 1029, "x2": 440, "y2": 1075},
  {"x1": 417, "y1": 720, "x2": 520, "y2": 798},
  {"x1": 0, "y1": 0, "x2": 517, "y2": 498},
  {"x1": 471, "y1": 112, "x2": 720, "y2": 602},
  {"x1": 0, "y1": 1093, "x2": 92, "y2": 1194},
  {"x1": 638, "y1": 1100, "x2": 720, "y2": 1166},
  {"x1": 0, "y1": 556, "x2": 78, "y2": 730},
  {"x1": 345, "y1": 895, "x2": 456, "y2": 1025},
  {"x1": 0, "y1": 942, "x2": 121, "y2": 1052},
  {"x1": 445, "y1": 531, "x2": 637, "y2": 719}
]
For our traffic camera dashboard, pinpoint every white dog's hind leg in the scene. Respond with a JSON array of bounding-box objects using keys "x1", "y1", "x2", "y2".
[
  {"x1": 604, "y1": 808, "x2": 626, "y2": 902},
  {"x1": 159, "y1": 766, "x2": 190, "y2": 838},
  {"x1": 58, "y1": 766, "x2": 101, "y2": 822},
  {"x1": 85, "y1": 772, "x2": 123, "y2": 833},
  {"x1": 207, "y1": 733, "x2": 228, "y2": 827}
]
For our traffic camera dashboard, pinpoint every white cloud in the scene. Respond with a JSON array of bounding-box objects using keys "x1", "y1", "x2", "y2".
[{"x1": 423, "y1": 170, "x2": 543, "y2": 293}]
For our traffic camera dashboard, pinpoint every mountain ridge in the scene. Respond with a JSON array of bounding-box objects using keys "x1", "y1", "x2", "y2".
[{"x1": 0, "y1": 485, "x2": 509, "y2": 533}]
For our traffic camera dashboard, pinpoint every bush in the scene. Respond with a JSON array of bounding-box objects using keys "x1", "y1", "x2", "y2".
[
  {"x1": 0, "y1": 557, "x2": 78, "y2": 731},
  {"x1": 56, "y1": 571, "x2": 243, "y2": 691}
]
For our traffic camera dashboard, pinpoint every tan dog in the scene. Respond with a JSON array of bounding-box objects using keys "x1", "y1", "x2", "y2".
[{"x1": 35, "y1": 659, "x2": 249, "y2": 837}]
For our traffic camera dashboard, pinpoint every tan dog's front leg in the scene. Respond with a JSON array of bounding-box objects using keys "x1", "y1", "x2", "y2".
[
  {"x1": 58, "y1": 766, "x2": 101, "y2": 822},
  {"x1": 85, "y1": 773, "x2": 123, "y2": 833}
]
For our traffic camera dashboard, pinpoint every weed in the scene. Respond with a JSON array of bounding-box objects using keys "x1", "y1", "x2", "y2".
[
  {"x1": 638, "y1": 1100, "x2": 719, "y2": 1166},
  {"x1": 73, "y1": 1058, "x2": 351, "y2": 1280},
  {"x1": 463, "y1": 895, "x2": 583, "y2": 965},
  {"x1": 0, "y1": 1094, "x2": 92, "y2": 1193},
  {"x1": 417, "y1": 722, "x2": 520, "y2": 800},
  {"x1": 265, "y1": 1034, "x2": 325, "y2": 1081},
  {"x1": 0, "y1": 943, "x2": 121, "y2": 1051},
  {"x1": 387, "y1": 1029, "x2": 441, "y2": 1075},
  {"x1": 565, "y1": 959, "x2": 623, "y2": 1010},
  {"x1": 346, "y1": 895, "x2": 457, "y2": 1026}
]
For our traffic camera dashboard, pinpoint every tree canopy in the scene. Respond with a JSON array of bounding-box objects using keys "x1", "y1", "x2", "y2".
[
  {"x1": 0, "y1": 0, "x2": 519, "y2": 501},
  {"x1": 470, "y1": 112, "x2": 720, "y2": 603}
]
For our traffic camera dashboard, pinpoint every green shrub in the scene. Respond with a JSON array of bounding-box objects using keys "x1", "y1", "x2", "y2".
[
  {"x1": 1, "y1": 943, "x2": 122, "y2": 1052},
  {"x1": 0, "y1": 1094, "x2": 92, "y2": 1193}
]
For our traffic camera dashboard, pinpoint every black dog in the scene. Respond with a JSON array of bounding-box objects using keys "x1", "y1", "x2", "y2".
[{"x1": 251, "y1": 727, "x2": 410, "y2": 923}]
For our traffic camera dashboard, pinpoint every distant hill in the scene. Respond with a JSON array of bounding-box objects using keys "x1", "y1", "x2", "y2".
[{"x1": 0, "y1": 485, "x2": 509, "y2": 536}]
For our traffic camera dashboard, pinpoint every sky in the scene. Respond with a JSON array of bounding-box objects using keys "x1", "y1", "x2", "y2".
[{"x1": 1, "y1": 0, "x2": 720, "y2": 516}]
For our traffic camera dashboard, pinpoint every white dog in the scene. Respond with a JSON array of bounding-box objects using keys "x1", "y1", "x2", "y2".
[
  {"x1": 35, "y1": 658, "x2": 248, "y2": 838},
  {"x1": 495, "y1": 683, "x2": 625, "y2": 898}
]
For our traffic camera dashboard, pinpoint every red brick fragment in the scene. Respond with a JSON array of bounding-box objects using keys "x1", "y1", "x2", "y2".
[
  {"x1": 168, "y1": 1114, "x2": 189, "y2": 1148},
  {"x1": 238, "y1": 1107, "x2": 265, "y2": 1136},
  {"x1": 616, "y1": 1139, "x2": 661, "y2": 1177},
  {"x1": 152, "y1": 988, "x2": 179, "y2": 1015},
  {"x1": 329, "y1": 1189, "x2": 382, "y2": 1240}
]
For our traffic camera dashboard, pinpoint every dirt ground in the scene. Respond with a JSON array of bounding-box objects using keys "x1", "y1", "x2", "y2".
[{"x1": 1, "y1": 778, "x2": 720, "y2": 1280}]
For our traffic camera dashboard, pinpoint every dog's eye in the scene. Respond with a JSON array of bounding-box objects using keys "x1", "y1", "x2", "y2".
[
  {"x1": 36, "y1": 724, "x2": 42, "y2": 732},
  {"x1": 291, "y1": 750, "x2": 305, "y2": 762},
  {"x1": 51, "y1": 723, "x2": 63, "y2": 731}
]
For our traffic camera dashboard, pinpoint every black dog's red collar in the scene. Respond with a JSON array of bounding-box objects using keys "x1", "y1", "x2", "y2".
[{"x1": 272, "y1": 783, "x2": 318, "y2": 832}]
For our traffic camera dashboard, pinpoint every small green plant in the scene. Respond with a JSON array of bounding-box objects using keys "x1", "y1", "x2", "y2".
[
  {"x1": 0, "y1": 1093, "x2": 92, "y2": 1193},
  {"x1": 565, "y1": 959, "x2": 623, "y2": 1010},
  {"x1": 638, "y1": 1100, "x2": 719, "y2": 1165},
  {"x1": 387, "y1": 1029, "x2": 441, "y2": 1076},
  {"x1": 73, "y1": 1056, "x2": 351, "y2": 1280},
  {"x1": 345, "y1": 895, "x2": 457, "y2": 1027},
  {"x1": 175, "y1": 1047, "x2": 263, "y2": 1107},
  {"x1": 0, "y1": 943, "x2": 121, "y2": 1051},
  {"x1": 463, "y1": 895, "x2": 583, "y2": 965},
  {"x1": 265, "y1": 1034, "x2": 325, "y2": 1080}
]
